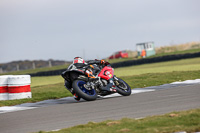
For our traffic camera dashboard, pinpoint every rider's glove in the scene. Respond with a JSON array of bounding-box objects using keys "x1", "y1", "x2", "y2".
[
  {"x1": 85, "y1": 69, "x2": 95, "y2": 78},
  {"x1": 101, "y1": 59, "x2": 105, "y2": 65},
  {"x1": 105, "y1": 61, "x2": 110, "y2": 65},
  {"x1": 90, "y1": 65, "x2": 94, "y2": 68}
]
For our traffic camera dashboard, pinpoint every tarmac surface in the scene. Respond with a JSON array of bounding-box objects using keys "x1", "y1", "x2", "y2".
[{"x1": 0, "y1": 81, "x2": 200, "y2": 133}]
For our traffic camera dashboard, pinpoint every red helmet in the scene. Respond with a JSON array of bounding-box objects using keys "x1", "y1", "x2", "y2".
[{"x1": 73, "y1": 57, "x2": 85, "y2": 64}]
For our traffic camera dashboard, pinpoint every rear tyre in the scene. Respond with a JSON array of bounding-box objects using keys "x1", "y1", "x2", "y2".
[
  {"x1": 72, "y1": 80, "x2": 97, "y2": 101},
  {"x1": 115, "y1": 77, "x2": 131, "y2": 96}
]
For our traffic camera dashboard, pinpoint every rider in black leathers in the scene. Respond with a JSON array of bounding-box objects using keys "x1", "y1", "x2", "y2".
[{"x1": 62, "y1": 57, "x2": 115, "y2": 101}]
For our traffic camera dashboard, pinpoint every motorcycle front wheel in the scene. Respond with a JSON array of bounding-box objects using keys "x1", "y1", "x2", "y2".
[
  {"x1": 72, "y1": 80, "x2": 97, "y2": 101},
  {"x1": 114, "y1": 77, "x2": 131, "y2": 96}
]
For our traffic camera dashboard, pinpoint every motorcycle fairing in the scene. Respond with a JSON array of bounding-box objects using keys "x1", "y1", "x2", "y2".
[
  {"x1": 61, "y1": 68, "x2": 85, "y2": 81},
  {"x1": 98, "y1": 66, "x2": 114, "y2": 80}
]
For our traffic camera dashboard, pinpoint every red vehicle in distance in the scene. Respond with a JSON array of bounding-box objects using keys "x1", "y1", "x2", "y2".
[{"x1": 109, "y1": 51, "x2": 128, "y2": 59}]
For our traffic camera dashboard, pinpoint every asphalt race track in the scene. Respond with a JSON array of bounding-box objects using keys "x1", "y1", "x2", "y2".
[{"x1": 0, "y1": 82, "x2": 200, "y2": 133}]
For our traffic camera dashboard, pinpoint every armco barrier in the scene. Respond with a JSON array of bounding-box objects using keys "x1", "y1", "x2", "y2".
[
  {"x1": 29, "y1": 52, "x2": 200, "y2": 77},
  {"x1": 0, "y1": 75, "x2": 31, "y2": 101}
]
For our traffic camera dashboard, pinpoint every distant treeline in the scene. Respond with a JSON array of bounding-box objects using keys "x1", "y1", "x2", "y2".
[{"x1": 0, "y1": 60, "x2": 70, "y2": 73}]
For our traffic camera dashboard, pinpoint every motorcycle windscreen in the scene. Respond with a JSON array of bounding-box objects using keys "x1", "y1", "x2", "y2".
[{"x1": 98, "y1": 66, "x2": 114, "y2": 80}]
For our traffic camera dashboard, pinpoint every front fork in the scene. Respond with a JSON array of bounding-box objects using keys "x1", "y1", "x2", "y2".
[
  {"x1": 84, "y1": 81, "x2": 95, "y2": 90},
  {"x1": 113, "y1": 76, "x2": 120, "y2": 86}
]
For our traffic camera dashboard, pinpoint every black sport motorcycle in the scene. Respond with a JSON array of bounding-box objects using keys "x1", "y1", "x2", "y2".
[{"x1": 61, "y1": 62, "x2": 131, "y2": 101}]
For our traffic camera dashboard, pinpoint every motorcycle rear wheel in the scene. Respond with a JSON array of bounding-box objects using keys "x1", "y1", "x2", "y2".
[
  {"x1": 72, "y1": 80, "x2": 97, "y2": 101},
  {"x1": 115, "y1": 77, "x2": 131, "y2": 96}
]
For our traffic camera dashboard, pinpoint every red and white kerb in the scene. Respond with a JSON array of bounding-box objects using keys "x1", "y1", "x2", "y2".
[
  {"x1": 0, "y1": 75, "x2": 32, "y2": 101},
  {"x1": 0, "y1": 76, "x2": 9, "y2": 100}
]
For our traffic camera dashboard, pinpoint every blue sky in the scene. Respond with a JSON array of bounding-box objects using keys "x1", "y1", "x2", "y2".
[{"x1": 0, "y1": 0, "x2": 200, "y2": 63}]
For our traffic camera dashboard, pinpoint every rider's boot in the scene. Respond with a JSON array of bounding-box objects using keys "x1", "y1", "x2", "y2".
[{"x1": 73, "y1": 93, "x2": 80, "y2": 101}]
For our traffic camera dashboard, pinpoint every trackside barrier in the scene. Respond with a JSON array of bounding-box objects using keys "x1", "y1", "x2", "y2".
[
  {"x1": 0, "y1": 76, "x2": 9, "y2": 100},
  {"x1": 0, "y1": 75, "x2": 31, "y2": 101},
  {"x1": 111, "y1": 52, "x2": 200, "y2": 68},
  {"x1": 30, "y1": 69, "x2": 66, "y2": 77},
  {"x1": 29, "y1": 52, "x2": 200, "y2": 77}
]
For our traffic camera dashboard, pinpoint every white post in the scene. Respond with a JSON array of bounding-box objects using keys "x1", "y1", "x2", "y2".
[
  {"x1": 49, "y1": 60, "x2": 52, "y2": 67},
  {"x1": 16, "y1": 64, "x2": 19, "y2": 71},
  {"x1": 32, "y1": 62, "x2": 36, "y2": 69},
  {"x1": 0, "y1": 67, "x2": 3, "y2": 73}
]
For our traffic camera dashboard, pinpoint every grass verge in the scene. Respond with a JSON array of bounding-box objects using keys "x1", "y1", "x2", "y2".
[
  {"x1": 31, "y1": 76, "x2": 63, "y2": 87},
  {"x1": 121, "y1": 70, "x2": 200, "y2": 88},
  {"x1": 37, "y1": 108, "x2": 200, "y2": 133},
  {"x1": 152, "y1": 48, "x2": 200, "y2": 58},
  {"x1": 29, "y1": 57, "x2": 200, "y2": 87},
  {"x1": 0, "y1": 70, "x2": 200, "y2": 107},
  {"x1": 114, "y1": 57, "x2": 200, "y2": 77},
  {"x1": 0, "y1": 83, "x2": 71, "y2": 106}
]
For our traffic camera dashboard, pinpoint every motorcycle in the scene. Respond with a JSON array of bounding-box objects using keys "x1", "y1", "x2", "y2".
[{"x1": 61, "y1": 61, "x2": 131, "y2": 101}]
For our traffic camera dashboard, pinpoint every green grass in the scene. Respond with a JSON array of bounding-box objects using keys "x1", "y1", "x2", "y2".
[
  {"x1": 0, "y1": 57, "x2": 200, "y2": 106},
  {"x1": 37, "y1": 108, "x2": 200, "y2": 133},
  {"x1": 121, "y1": 70, "x2": 200, "y2": 89},
  {"x1": 114, "y1": 57, "x2": 200, "y2": 77},
  {"x1": 28, "y1": 57, "x2": 200, "y2": 87},
  {"x1": 31, "y1": 76, "x2": 64, "y2": 87},
  {"x1": 0, "y1": 58, "x2": 200, "y2": 106},
  {"x1": 1, "y1": 70, "x2": 200, "y2": 107},
  {"x1": 152, "y1": 48, "x2": 200, "y2": 58},
  {"x1": 0, "y1": 83, "x2": 71, "y2": 106}
]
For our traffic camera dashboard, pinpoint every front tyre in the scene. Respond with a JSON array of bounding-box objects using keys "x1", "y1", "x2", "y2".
[
  {"x1": 115, "y1": 77, "x2": 131, "y2": 96},
  {"x1": 72, "y1": 80, "x2": 97, "y2": 101}
]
